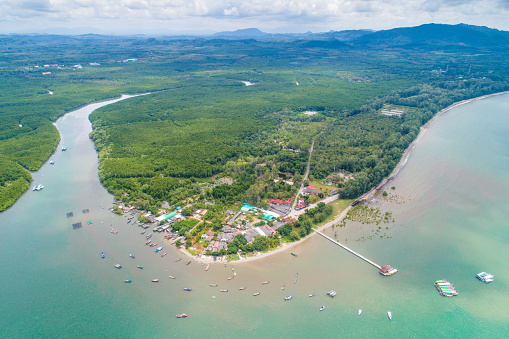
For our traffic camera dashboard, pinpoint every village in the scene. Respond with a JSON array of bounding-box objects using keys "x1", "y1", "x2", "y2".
[{"x1": 113, "y1": 172, "x2": 353, "y2": 261}]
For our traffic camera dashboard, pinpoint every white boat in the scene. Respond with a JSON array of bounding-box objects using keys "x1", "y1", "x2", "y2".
[
  {"x1": 32, "y1": 184, "x2": 44, "y2": 191},
  {"x1": 161, "y1": 252, "x2": 167, "y2": 257},
  {"x1": 49, "y1": 160, "x2": 54, "y2": 165},
  {"x1": 205, "y1": 264, "x2": 210, "y2": 271},
  {"x1": 388, "y1": 311, "x2": 392, "y2": 320},
  {"x1": 114, "y1": 264, "x2": 122, "y2": 269},
  {"x1": 320, "y1": 306, "x2": 325, "y2": 311},
  {"x1": 152, "y1": 279, "x2": 159, "y2": 283},
  {"x1": 358, "y1": 309, "x2": 362, "y2": 316}
]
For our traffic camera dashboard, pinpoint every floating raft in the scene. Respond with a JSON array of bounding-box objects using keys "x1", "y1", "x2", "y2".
[
  {"x1": 476, "y1": 272, "x2": 494, "y2": 283},
  {"x1": 434, "y1": 280, "x2": 458, "y2": 297}
]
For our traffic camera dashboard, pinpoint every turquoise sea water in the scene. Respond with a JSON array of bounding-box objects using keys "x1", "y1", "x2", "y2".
[{"x1": 1, "y1": 94, "x2": 509, "y2": 337}]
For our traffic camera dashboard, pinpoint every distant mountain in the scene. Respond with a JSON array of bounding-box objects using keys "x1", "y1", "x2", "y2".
[
  {"x1": 211, "y1": 28, "x2": 269, "y2": 39},
  {"x1": 352, "y1": 23, "x2": 509, "y2": 49}
]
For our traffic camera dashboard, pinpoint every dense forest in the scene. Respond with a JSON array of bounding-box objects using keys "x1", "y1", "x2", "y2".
[{"x1": 1, "y1": 23, "x2": 509, "y2": 211}]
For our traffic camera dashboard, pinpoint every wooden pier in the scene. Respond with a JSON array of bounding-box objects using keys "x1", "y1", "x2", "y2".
[{"x1": 315, "y1": 230, "x2": 381, "y2": 269}]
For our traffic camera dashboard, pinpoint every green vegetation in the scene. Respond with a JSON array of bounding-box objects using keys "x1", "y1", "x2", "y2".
[{"x1": 2, "y1": 24, "x2": 509, "y2": 213}]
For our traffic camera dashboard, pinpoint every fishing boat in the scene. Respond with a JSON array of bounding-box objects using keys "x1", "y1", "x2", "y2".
[
  {"x1": 253, "y1": 292, "x2": 260, "y2": 296},
  {"x1": 281, "y1": 284, "x2": 285, "y2": 290},
  {"x1": 146, "y1": 233, "x2": 152, "y2": 239},
  {"x1": 183, "y1": 287, "x2": 192, "y2": 291},
  {"x1": 220, "y1": 289, "x2": 228, "y2": 292},
  {"x1": 210, "y1": 284, "x2": 217, "y2": 287},
  {"x1": 388, "y1": 312, "x2": 392, "y2": 320},
  {"x1": 358, "y1": 310, "x2": 362, "y2": 316},
  {"x1": 176, "y1": 314, "x2": 187, "y2": 318},
  {"x1": 151, "y1": 279, "x2": 159, "y2": 283},
  {"x1": 262, "y1": 281, "x2": 270, "y2": 284},
  {"x1": 161, "y1": 252, "x2": 167, "y2": 257},
  {"x1": 284, "y1": 295, "x2": 292, "y2": 300},
  {"x1": 124, "y1": 280, "x2": 132, "y2": 283},
  {"x1": 476, "y1": 272, "x2": 494, "y2": 283},
  {"x1": 205, "y1": 264, "x2": 210, "y2": 271},
  {"x1": 175, "y1": 258, "x2": 182, "y2": 262},
  {"x1": 129, "y1": 254, "x2": 135, "y2": 259},
  {"x1": 291, "y1": 252, "x2": 297, "y2": 257},
  {"x1": 155, "y1": 247, "x2": 163, "y2": 252},
  {"x1": 309, "y1": 293, "x2": 315, "y2": 297},
  {"x1": 141, "y1": 231, "x2": 146, "y2": 234},
  {"x1": 239, "y1": 287, "x2": 245, "y2": 290},
  {"x1": 150, "y1": 243, "x2": 157, "y2": 247},
  {"x1": 49, "y1": 160, "x2": 55, "y2": 165},
  {"x1": 327, "y1": 290, "x2": 336, "y2": 297},
  {"x1": 114, "y1": 264, "x2": 122, "y2": 269},
  {"x1": 127, "y1": 219, "x2": 131, "y2": 224},
  {"x1": 320, "y1": 306, "x2": 325, "y2": 311},
  {"x1": 101, "y1": 251, "x2": 105, "y2": 259},
  {"x1": 169, "y1": 276, "x2": 176, "y2": 279},
  {"x1": 186, "y1": 260, "x2": 191, "y2": 265},
  {"x1": 137, "y1": 265, "x2": 143, "y2": 269}
]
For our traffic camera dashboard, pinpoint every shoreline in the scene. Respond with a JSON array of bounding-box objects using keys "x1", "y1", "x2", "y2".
[{"x1": 188, "y1": 90, "x2": 509, "y2": 265}]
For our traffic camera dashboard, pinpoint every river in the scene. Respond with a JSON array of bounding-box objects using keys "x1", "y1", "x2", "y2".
[{"x1": 1, "y1": 94, "x2": 508, "y2": 337}]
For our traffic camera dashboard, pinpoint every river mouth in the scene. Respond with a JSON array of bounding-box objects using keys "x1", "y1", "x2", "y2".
[{"x1": 1, "y1": 94, "x2": 509, "y2": 337}]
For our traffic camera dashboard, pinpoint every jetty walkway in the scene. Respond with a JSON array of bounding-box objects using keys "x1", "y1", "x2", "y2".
[{"x1": 315, "y1": 230, "x2": 381, "y2": 269}]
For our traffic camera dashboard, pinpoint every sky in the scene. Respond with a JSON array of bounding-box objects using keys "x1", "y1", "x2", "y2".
[{"x1": 1, "y1": 0, "x2": 509, "y2": 35}]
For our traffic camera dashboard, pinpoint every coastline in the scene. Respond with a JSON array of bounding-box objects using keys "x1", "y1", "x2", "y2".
[{"x1": 187, "y1": 90, "x2": 509, "y2": 265}]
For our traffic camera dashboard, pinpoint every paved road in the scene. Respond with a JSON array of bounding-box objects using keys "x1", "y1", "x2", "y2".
[{"x1": 291, "y1": 136, "x2": 317, "y2": 212}]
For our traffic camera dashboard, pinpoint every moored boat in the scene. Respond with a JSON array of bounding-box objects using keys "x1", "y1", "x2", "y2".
[
  {"x1": 183, "y1": 287, "x2": 192, "y2": 291},
  {"x1": 434, "y1": 280, "x2": 459, "y2": 297},
  {"x1": 114, "y1": 264, "x2": 122, "y2": 269},
  {"x1": 32, "y1": 184, "x2": 44, "y2": 191},
  {"x1": 176, "y1": 314, "x2": 187, "y2": 318},
  {"x1": 61, "y1": 146, "x2": 67, "y2": 151},
  {"x1": 175, "y1": 258, "x2": 182, "y2": 262},
  {"x1": 161, "y1": 252, "x2": 167, "y2": 257},
  {"x1": 476, "y1": 272, "x2": 494, "y2": 283},
  {"x1": 124, "y1": 280, "x2": 132, "y2": 283},
  {"x1": 155, "y1": 246, "x2": 163, "y2": 252},
  {"x1": 151, "y1": 279, "x2": 159, "y2": 283},
  {"x1": 146, "y1": 233, "x2": 152, "y2": 239},
  {"x1": 284, "y1": 295, "x2": 292, "y2": 300},
  {"x1": 141, "y1": 230, "x2": 146, "y2": 234},
  {"x1": 186, "y1": 260, "x2": 191, "y2": 265}
]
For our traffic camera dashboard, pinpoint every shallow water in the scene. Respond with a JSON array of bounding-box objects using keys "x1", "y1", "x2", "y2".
[{"x1": 1, "y1": 94, "x2": 509, "y2": 337}]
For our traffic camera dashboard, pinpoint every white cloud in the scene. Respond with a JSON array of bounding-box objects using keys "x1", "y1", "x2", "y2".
[{"x1": 0, "y1": 0, "x2": 508, "y2": 34}]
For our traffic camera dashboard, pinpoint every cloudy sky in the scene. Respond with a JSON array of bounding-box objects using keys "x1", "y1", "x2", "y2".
[{"x1": 1, "y1": 0, "x2": 508, "y2": 35}]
